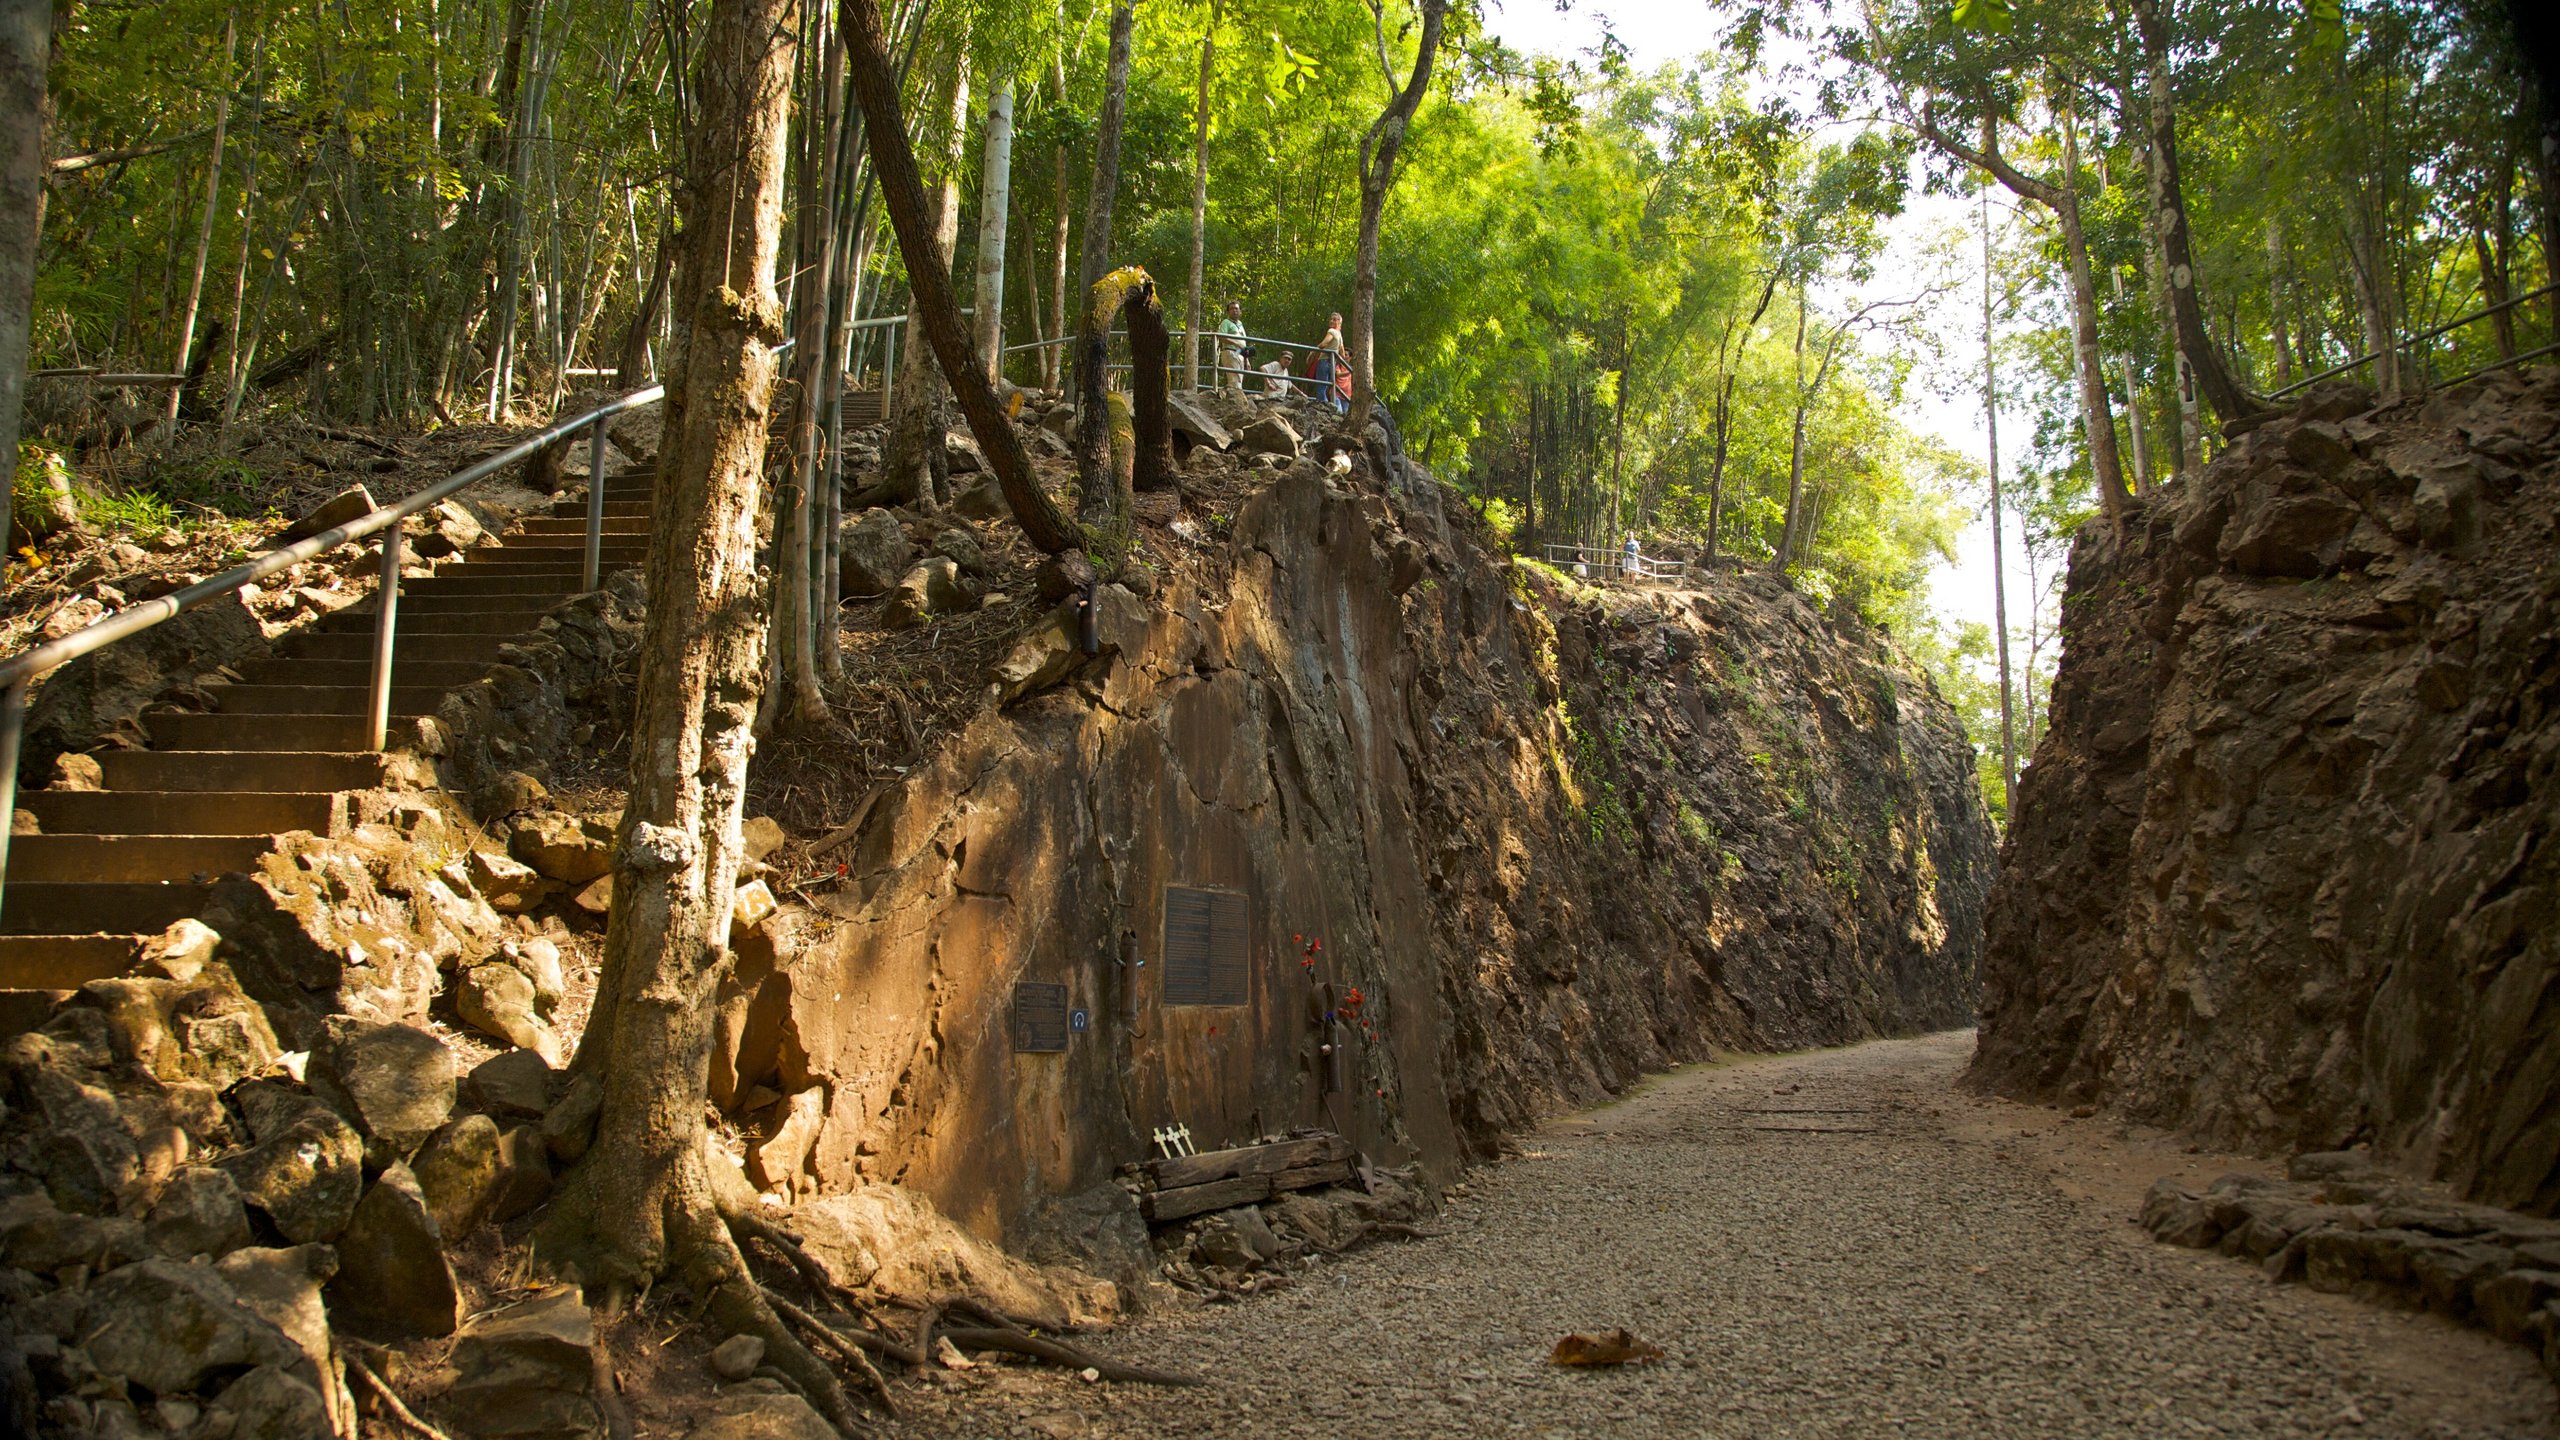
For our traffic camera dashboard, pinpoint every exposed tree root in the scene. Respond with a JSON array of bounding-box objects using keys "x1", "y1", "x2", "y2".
[
  {"x1": 937, "y1": 1298, "x2": 1204, "y2": 1387},
  {"x1": 683, "y1": 1220, "x2": 872, "y2": 1439},
  {"x1": 347, "y1": 1354, "x2": 458, "y2": 1440}
]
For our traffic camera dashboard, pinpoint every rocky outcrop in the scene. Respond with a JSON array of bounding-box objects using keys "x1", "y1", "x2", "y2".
[
  {"x1": 711, "y1": 451, "x2": 1990, "y2": 1265},
  {"x1": 1974, "y1": 370, "x2": 2560, "y2": 1214}
]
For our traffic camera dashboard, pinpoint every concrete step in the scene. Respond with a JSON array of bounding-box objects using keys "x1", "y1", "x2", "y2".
[
  {"x1": 20, "y1": 789, "x2": 339, "y2": 837},
  {"x1": 241, "y1": 658, "x2": 492, "y2": 689},
  {"x1": 315, "y1": 610, "x2": 544, "y2": 637},
  {"x1": 0, "y1": 935, "x2": 139, "y2": 990},
  {"x1": 284, "y1": 632, "x2": 511, "y2": 665},
  {"x1": 7, "y1": 833, "x2": 273, "y2": 883},
  {"x1": 550, "y1": 499, "x2": 653, "y2": 520},
  {"x1": 405, "y1": 573, "x2": 587, "y2": 597},
  {"x1": 514, "y1": 516, "x2": 651, "y2": 537},
  {"x1": 1, "y1": 883, "x2": 215, "y2": 936},
  {"x1": 202, "y1": 684, "x2": 447, "y2": 717},
  {"x1": 146, "y1": 712, "x2": 372, "y2": 751},
  {"x1": 98, "y1": 749, "x2": 387, "y2": 793},
  {"x1": 459, "y1": 549, "x2": 646, "y2": 569},
  {"x1": 328, "y1": 594, "x2": 566, "y2": 617}
]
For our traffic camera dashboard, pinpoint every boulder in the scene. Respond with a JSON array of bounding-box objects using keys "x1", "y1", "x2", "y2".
[
  {"x1": 929, "y1": 526, "x2": 990, "y2": 577},
  {"x1": 481, "y1": 770, "x2": 552, "y2": 817},
  {"x1": 509, "y1": 812, "x2": 615, "y2": 885},
  {"x1": 464, "y1": 1049, "x2": 557, "y2": 1120},
  {"x1": 277, "y1": 485, "x2": 377, "y2": 545},
  {"x1": 326, "y1": 1161, "x2": 460, "y2": 1337},
  {"x1": 709, "y1": 1334, "x2": 766, "y2": 1383},
  {"x1": 138, "y1": 918, "x2": 222, "y2": 983},
  {"x1": 2, "y1": 1194, "x2": 148, "y2": 1271},
  {"x1": 458, "y1": 963, "x2": 562, "y2": 1065},
  {"x1": 412, "y1": 1113, "x2": 506, "y2": 1239},
  {"x1": 542, "y1": 1072, "x2": 604, "y2": 1164},
  {"x1": 741, "y1": 816, "x2": 787, "y2": 863},
  {"x1": 1236, "y1": 414, "x2": 1301, "y2": 459},
  {"x1": 685, "y1": 1388, "x2": 840, "y2": 1440},
  {"x1": 443, "y1": 1286, "x2": 605, "y2": 1440},
  {"x1": 470, "y1": 850, "x2": 548, "y2": 913},
  {"x1": 78, "y1": 1257, "x2": 300, "y2": 1396},
  {"x1": 731, "y1": 880, "x2": 778, "y2": 934},
  {"x1": 209, "y1": 1363, "x2": 333, "y2": 1440},
  {"x1": 839, "y1": 509, "x2": 916, "y2": 598},
  {"x1": 507, "y1": 936, "x2": 567, "y2": 1011},
  {"x1": 411, "y1": 499, "x2": 486, "y2": 559},
  {"x1": 489, "y1": 1125, "x2": 556, "y2": 1223},
  {"x1": 215, "y1": 1244, "x2": 349, "y2": 1433},
  {"x1": 943, "y1": 430, "x2": 985, "y2": 475},
  {"x1": 1167, "y1": 392, "x2": 1232, "y2": 454},
  {"x1": 145, "y1": 1166, "x2": 253, "y2": 1260},
  {"x1": 883, "y1": 557, "x2": 972, "y2": 629},
  {"x1": 50, "y1": 752, "x2": 103, "y2": 790},
  {"x1": 745, "y1": 1089, "x2": 824, "y2": 1194},
  {"x1": 305, "y1": 1018, "x2": 455, "y2": 1159},
  {"x1": 952, "y1": 474, "x2": 1010, "y2": 521},
  {"x1": 219, "y1": 1097, "x2": 365, "y2": 1244},
  {"x1": 991, "y1": 605, "x2": 1086, "y2": 702}
]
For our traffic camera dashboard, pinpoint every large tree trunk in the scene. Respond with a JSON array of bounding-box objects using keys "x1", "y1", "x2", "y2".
[
  {"x1": 844, "y1": 0, "x2": 1079, "y2": 553},
  {"x1": 1348, "y1": 0, "x2": 1448, "y2": 424},
  {"x1": 2133, "y1": 0, "x2": 2261, "y2": 424},
  {"x1": 973, "y1": 78, "x2": 1015, "y2": 382},
  {"x1": 1183, "y1": 0, "x2": 1219, "y2": 390},
  {"x1": 539, "y1": 0, "x2": 856, "y2": 1428},
  {"x1": 0, "y1": 0, "x2": 50, "y2": 497},
  {"x1": 2054, "y1": 105, "x2": 2130, "y2": 516}
]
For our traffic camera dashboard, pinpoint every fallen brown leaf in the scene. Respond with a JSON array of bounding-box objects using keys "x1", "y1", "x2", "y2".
[{"x1": 1549, "y1": 1329, "x2": 1666, "y2": 1366}]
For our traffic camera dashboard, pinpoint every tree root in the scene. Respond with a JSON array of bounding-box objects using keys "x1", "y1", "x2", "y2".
[
  {"x1": 936, "y1": 1298, "x2": 1203, "y2": 1387},
  {"x1": 347, "y1": 1354, "x2": 458, "y2": 1440},
  {"x1": 763, "y1": 1288, "x2": 905, "y2": 1416},
  {"x1": 682, "y1": 1226, "x2": 872, "y2": 1439}
]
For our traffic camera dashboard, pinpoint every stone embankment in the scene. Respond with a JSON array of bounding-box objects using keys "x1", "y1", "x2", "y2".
[{"x1": 1973, "y1": 369, "x2": 2560, "y2": 1215}]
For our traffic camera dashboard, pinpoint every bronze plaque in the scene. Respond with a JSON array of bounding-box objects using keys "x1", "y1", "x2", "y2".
[
  {"x1": 1162, "y1": 885, "x2": 1249, "y2": 1006},
  {"x1": 1013, "y1": 982, "x2": 1070, "y2": 1052}
]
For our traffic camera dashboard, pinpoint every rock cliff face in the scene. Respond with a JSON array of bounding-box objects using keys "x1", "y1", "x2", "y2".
[
  {"x1": 1974, "y1": 371, "x2": 2560, "y2": 1215},
  {"x1": 721, "y1": 455, "x2": 1991, "y2": 1264}
]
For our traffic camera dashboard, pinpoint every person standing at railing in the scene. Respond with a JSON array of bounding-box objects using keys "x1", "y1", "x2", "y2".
[
  {"x1": 1311, "y1": 312, "x2": 1351, "y2": 415},
  {"x1": 1621, "y1": 533, "x2": 1642, "y2": 578},
  {"x1": 1216, "y1": 301, "x2": 1250, "y2": 392}
]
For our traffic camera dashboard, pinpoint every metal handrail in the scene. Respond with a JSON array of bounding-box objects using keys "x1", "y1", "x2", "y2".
[
  {"x1": 2265, "y1": 282, "x2": 2560, "y2": 401},
  {"x1": 1538, "y1": 542, "x2": 1691, "y2": 585},
  {"x1": 0, "y1": 351, "x2": 765, "y2": 921}
]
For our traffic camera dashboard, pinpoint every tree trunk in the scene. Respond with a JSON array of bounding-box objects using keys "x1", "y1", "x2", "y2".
[
  {"x1": 1983, "y1": 197, "x2": 2016, "y2": 815},
  {"x1": 1074, "y1": 267, "x2": 1172, "y2": 563},
  {"x1": 617, "y1": 202, "x2": 676, "y2": 386},
  {"x1": 1704, "y1": 372, "x2": 1736, "y2": 561},
  {"x1": 2346, "y1": 214, "x2": 2398, "y2": 400},
  {"x1": 539, "y1": 1, "x2": 856, "y2": 1427},
  {"x1": 844, "y1": 0, "x2": 1079, "y2": 553},
  {"x1": 767, "y1": 9, "x2": 845, "y2": 735},
  {"x1": 1183, "y1": 0, "x2": 1219, "y2": 389},
  {"x1": 1349, "y1": 0, "x2": 1449, "y2": 425},
  {"x1": 2133, "y1": 0, "x2": 2261, "y2": 423},
  {"x1": 0, "y1": 0, "x2": 47, "y2": 502},
  {"x1": 973, "y1": 78, "x2": 1014, "y2": 381},
  {"x1": 2266, "y1": 217, "x2": 2294, "y2": 389},
  {"x1": 1045, "y1": 52, "x2": 1069, "y2": 391},
  {"x1": 877, "y1": 51, "x2": 969, "y2": 510},
  {"x1": 1777, "y1": 288, "x2": 1812, "y2": 570},
  {"x1": 2053, "y1": 105, "x2": 2129, "y2": 518},
  {"x1": 164, "y1": 14, "x2": 237, "y2": 436},
  {"x1": 1076, "y1": 3, "x2": 1135, "y2": 303}
]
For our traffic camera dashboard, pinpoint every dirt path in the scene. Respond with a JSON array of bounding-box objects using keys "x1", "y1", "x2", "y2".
[{"x1": 889, "y1": 1033, "x2": 2559, "y2": 1439}]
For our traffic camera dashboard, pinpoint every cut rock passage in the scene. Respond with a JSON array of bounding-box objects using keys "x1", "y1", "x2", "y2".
[{"x1": 892, "y1": 1034, "x2": 2558, "y2": 1440}]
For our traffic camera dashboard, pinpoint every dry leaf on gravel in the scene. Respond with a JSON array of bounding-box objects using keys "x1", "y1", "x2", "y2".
[{"x1": 1549, "y1": 1328, "x2": 1666, "y2": 1366}]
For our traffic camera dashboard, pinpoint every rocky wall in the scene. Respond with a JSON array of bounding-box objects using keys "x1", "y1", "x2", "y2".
[
  {"x1": 718, "y1": 456, "x2": 1992, "y2": 1266},
  {"x1": 1973, "y1": 371, "x2": 2560, "y2": 1214}
]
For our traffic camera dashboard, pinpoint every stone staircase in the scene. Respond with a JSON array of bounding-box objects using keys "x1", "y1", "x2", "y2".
[{"x1": 0, "y1": 466, "x2": 657, "y2": 1026}]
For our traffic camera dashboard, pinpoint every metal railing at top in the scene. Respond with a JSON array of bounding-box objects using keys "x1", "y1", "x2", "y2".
[
  {"x1": 2266, "y1": 282, "x2": 2560, "y2": 402},
  {"x1": 0, "y1": 342, "x2": 811, "y2": 922},
  {"x1": 1539, "y1": 542, "x2": 1693, "y2": 585},
  {"x1": 1001, "y1": 328, "x2": 1348, "y2": 399}
]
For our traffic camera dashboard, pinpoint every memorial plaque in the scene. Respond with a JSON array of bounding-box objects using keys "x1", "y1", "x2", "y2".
[
  {"x1": 1162, "y1": 885, "x2": 1249, "y2": 1006},
  {"x1": 1013, "y1": 982, "x2": 1070, "y2": 1052}
]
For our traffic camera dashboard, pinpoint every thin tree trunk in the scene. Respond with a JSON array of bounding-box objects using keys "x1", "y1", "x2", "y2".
[
  {"x1": 618, "y1": 200, "x2": 676, "y2": 386},
  {"x1": 1044, "y1": 47, "x2": 1069, "y2": 391},
  {"x1": 1348, "y1": 0, "x2": 1449, "y2": 424},
  {"x1": 0, "y1": 0, "x2": 48, "y2": 502},
  {"x1": 540, "y1": 2, "x2": 854, "y2": 1427},
  {"x1": 217, "y1": 29, "x2": 267, "y2": 433},
  {"x1": 767, "y1": 8, "x2": 844, "y2": 735},
  {"x1": 2265, "y1": 217, "x2": 2294, "y2": 388},
  {"x1": 844, "y1": 0, "x2": 1079, "y2": 553},
  {"x1": 2134, "y1": 0, "x2": 2260, "y2": 422},
  {"x1": 1777, "y1": 288, "x2": 1812, "y2": 569},
  {"x1": 877, "y1": 50, "x2": 968, "y2": 509},
  {"x1": 165, "y1": 14, "x2": 237, "y2": 435},
  {"x1": 2107, "y1": 265, "x2": 2153, "y2": 494},
  {"x1": 1183, "y1": 0, "x2": 1220, "y2": 390},
  {"x1": 2054, "y1": 102, "x2": 2130, "y2": 515},
  {"x1": 1983, "y1": 196, "x2": 2016, "y2": 815},
  {"x1": 1076, "y1": 3, "x2": 1134, "y2": 302},
  {"x1": 973, "y1": 78, "x2": 1014, "y2": 381}
]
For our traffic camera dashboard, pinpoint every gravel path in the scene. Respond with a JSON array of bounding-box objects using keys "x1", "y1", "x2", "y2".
[{"x1": 889, "y1": 1033, "x2": 2560, "y2": 1439}]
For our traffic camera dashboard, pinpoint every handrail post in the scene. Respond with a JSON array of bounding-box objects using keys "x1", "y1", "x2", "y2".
[
  {"x1": 368, "y1": 525, "x2": 404, "y2": 752},
  {"x1": 583, "y1": 415, "x2": 607, "y2": 591},
  {"x1": 883, "y1": 325, "x2": 897, "y2": 416},
  {"x1": 0, "y1": 679, "x2": 24, "y2": 930}
]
